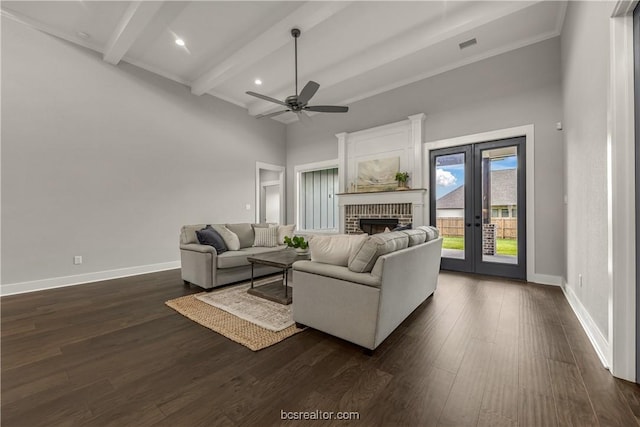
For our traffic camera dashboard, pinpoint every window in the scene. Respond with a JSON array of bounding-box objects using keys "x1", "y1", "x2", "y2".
[
  {"x1": 512, "y1": 207, "x2": 517, "y2": 218},
  {"x1": 501, "y1": 208, "x2": 509, "y2": 217},
  {"x1": 296, "y1": 161, "x2": 340, "y2": 231},
  {"x1": 491, "y1": 208, "x2": 499, "y2": 217}
]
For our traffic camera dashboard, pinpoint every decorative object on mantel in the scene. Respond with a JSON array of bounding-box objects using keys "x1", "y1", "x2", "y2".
[
  {"x1": 356, "y1": 156, "x2": 400, "y2": 193},
  {"x1": 395, "y1": 171, "x2": 410, "y2": 190},
  {"x1": 283, "y1": 235, "x2": 309, "y2": 254}
]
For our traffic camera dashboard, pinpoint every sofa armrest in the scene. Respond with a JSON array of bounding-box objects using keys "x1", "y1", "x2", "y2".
[{"x1": 180, "y1": 243, "x2": 217, "y2": 254}]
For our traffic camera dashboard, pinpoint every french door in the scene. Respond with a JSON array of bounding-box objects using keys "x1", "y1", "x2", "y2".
[{"x1": 430, "y1": 137, "x2": 526, "y2": 280}]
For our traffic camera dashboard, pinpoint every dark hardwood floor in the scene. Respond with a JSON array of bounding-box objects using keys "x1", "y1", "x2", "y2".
[{"x1": 2, "y1": 270, "x2": 639, "y2": 426}]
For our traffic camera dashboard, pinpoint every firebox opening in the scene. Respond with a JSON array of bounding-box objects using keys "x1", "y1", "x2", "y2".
[{"x1": 359, "y1": 218, "x2": 399, "y2": 235}]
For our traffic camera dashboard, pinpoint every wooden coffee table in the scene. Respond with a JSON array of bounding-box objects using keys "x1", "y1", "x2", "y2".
[{"x1": 247, "y1": 250, "x2": 310, "y2": 305}]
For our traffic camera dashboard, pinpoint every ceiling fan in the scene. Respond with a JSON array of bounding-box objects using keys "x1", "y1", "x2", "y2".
[{"x1": 246, "y1": 28, "x2": 349, "y2": 122}]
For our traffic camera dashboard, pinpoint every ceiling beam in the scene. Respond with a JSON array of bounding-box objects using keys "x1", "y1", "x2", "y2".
[
  {"x1": 190, "y1": 1, "x2": 352, "y2": 96},
  {"x1": 248, "y1": 0, "x2": 543, "y2": 117},
  {"x1": 103, "y1": 1, "x2": 164, "y2": 65}
]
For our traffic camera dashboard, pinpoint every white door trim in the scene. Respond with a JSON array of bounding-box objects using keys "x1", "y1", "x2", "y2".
[
  {"x1": 255, "y1": 162, "x2": 285, "y2": 225},
  {"x1": 607, "y1": 0, "x2": 637, "y2": 381}
]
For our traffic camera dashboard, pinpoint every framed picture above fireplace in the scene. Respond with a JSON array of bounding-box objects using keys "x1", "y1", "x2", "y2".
[{"x1": 356, "y1": 156, "x2": 400, "y2": 193}]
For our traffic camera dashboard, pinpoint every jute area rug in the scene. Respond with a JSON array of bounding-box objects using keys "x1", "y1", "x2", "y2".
[{"x1": 165, "y1": 277, "x2": 305, "y2": 351}]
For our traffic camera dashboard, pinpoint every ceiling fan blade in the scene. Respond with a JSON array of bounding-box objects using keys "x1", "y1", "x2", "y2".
[
  {"x1": 297, "y1": 81, "x2": 320, "y2": 105},
  {"x1": 297, "y1": 111, "x2": 312, "y2": 125},
  {"x1": 255, "y1": 109, "x2": 290, "y2": 119},
  {"x1": 246, "y1": 91, "x2": 288, "y2": 107},
  {"x1": 304, "y1": 105, "x2": 349, "y2": 113}
]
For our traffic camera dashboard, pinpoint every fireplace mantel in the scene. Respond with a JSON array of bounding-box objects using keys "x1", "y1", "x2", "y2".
[{"x1": 337, "y1": 189, "x2": 427, "y2": 207}]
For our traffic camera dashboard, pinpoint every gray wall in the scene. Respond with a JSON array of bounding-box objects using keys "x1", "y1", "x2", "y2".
[
  {"x1": 286, "y1": 37, "x2": 565, "y2": 278},
  {"x1": 561, "y1": 1, "x2": 611, "y2": 339},
  {"x1": 1, "y1": 18, "x2": 286, "y2": 286}
]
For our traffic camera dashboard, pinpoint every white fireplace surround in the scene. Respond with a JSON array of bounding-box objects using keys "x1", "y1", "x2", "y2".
[{"x1": 336, "y1": 114, "x2": 426, "y2": 233}]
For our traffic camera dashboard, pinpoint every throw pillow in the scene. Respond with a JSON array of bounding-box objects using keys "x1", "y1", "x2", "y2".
[
  {"x1": 309, "y1": 234, "x2": 367, "y2": 266},
  {"x1": 416, "y1": 225, "x2": 440, "y2": 241},
  {"x1": 348, "y1": 231, "x2": 409, "y2": 273},
  {"x1": 253, "y1": 226, "x2": 279, "y2": 247},
  {"x1": 277, "y1": 224, "x2": 296, "y2": 245},
  {"x1": 226, "y1": 223, "x2": 255, "y2": 248},
  {"x1": 211, "y1": 224, "x2": 241, "y2": 251},
  {"x1": 401, "y1": 229, "x2": 427, "y2": 247},
  {"x1": 196, "y1": 226, "x2": 228, "y2": 254}
]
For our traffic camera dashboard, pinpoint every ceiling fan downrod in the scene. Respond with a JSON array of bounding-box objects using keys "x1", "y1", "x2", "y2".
[{"x1": 292, "y1": 28, "x2": 300, "y2": 97}]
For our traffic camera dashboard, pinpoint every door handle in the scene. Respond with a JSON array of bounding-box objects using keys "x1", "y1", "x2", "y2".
[
  {"x1": 475, "y1": 223, "x2": 481, "y2": 227},
  {"x1": 466, "y1": 223, "x2": 471, "y2": 227}
]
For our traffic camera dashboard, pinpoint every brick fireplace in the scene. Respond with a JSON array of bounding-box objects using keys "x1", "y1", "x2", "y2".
[
  {"x1": 345, "y1": 203, "x2": 412, "y2": 234},
  {"x1": 336, "y1": 189, "x2": 427, "y2": 234}
]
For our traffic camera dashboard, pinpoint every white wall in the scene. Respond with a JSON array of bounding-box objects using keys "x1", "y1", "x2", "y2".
[
  {"x1": 286, "y1": 37, "x2": 565, "y2": 279},
  {"x1": 561, "y1": 1, "x2": 612, "y2": 343},
  {"x1": 1, "y1": 18, "x2": 286, "y2": 289}
]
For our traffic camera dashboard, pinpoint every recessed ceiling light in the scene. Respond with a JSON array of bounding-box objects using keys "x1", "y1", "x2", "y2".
[
  {"x1": 76, "y1": 31, "x2": 90, "y2": 39},
  {"x1": 254, "y1": 79, "x2": 262, "y2": 85},
  {"x1": 175, "y1": 39, "x2": 185, "y2": 47}
]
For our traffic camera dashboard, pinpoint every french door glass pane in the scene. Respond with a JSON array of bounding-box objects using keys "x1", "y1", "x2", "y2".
[
  {"x1": 480, "y1": 146, "x2": 518, "y2": 265},
  {"x1": 434, "y1": 152, "x2": 465, "y2": 260}
]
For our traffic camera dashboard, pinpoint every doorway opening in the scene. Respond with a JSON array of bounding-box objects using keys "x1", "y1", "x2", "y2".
[
  {"x1": 430, "y1": 137, "x2": 526, "y2": 280},
  {"x1": 255, "y1": 162, "x2": 285, "y2": 225}
]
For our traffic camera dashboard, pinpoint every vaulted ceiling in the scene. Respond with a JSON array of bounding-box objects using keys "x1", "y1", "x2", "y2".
[{"x1": 1, "y1": 1, "x2": 567, "y2": 124}]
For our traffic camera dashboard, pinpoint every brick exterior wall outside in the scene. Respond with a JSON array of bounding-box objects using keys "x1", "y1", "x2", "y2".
[
  {"x1": 483, "y1": 223, "x2": 496, "y2": 255},
  {"x1": 345, "y1": 203, "x2": 413, "y2": 234}
]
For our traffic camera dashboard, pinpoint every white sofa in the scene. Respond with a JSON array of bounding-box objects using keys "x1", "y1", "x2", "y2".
[{"x1": 292, "y1": 230, "x2": 442, "y2": 352}]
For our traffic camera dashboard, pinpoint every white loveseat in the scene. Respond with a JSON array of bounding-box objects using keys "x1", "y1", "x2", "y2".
[{"x1": 292, "y1": 229, "x2": 442, "y2": 352}]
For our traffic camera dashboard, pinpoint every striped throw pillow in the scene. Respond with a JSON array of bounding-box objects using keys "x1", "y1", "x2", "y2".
[{"x1": 253, "y1": 226, "x2": 279, "y2": 247}]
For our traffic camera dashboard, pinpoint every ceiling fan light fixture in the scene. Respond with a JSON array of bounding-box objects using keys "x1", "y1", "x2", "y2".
[
  {"x1": 245, "y1": 28, "x2": 349, "y2": 119},
  {"x1": 254, "y1": 79, "x2": 262, "y2": 85},
  {"x1": 175, "y1": 38, "x2": 185, "y2": 47}
]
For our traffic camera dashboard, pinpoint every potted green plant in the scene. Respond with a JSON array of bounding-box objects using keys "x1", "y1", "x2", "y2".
[
  {"x1": 395, "y1": 171, "x2": 410, "y2": 190},
  {"x1": 283, "y1": 235, "x2": 309, "y2": 253}
]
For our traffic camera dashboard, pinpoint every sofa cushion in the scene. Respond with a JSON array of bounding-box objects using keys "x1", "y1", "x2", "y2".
[
  {"x1": 293, "y1": 260, "x2": 382, "y2": 288},
  {"x1": 254, "y1": 226, "x2": 279, "y2": 247},
  {"x1": 211, "y1": 224, "x2": 241, "y2": 251},
  {"x1": 226, "y1": 223, "x2": 254, "y2": 248},
  {"x1": 416, "y1": 225, "x2": 440, "y2": 241},
  {"x1": 309, "y1": 234, "x2": 367, "y2": 266},
  {"x1": 277, "y1": 224, "x2": 296, "y2": 245},
  {"x1": 181, "y1": 224, "x2": 207, "y2": 244},
  {"x1": 216, "y1": 246, "x2": 286, "y2": 269},
  {"x1": 401, "y1": 229, "x2": 426, "y2": 247},
  {"x1": 196, "y1": 226, "x2": 228, "y2": 254},
  {"x1": 348, "y1": 231, "x2": 409, "y2": 273}
]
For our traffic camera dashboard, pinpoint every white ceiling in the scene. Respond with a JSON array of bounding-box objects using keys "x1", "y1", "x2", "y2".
[{"x1": 1, "y1": 1, "x2": 567, "y2": 124}]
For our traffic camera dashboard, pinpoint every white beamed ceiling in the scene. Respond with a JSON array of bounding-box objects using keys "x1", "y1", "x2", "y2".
[{"x1": 1, "y1": 1, "x2": 566, "y2": 124}]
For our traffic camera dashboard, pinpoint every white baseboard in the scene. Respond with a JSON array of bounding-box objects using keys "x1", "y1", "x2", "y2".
[
  {"x1": 528, "y1": 273, "x2": 563, "y2": 286},
  {"x1": 1, "y1": 261, "x2": 181, "y2": 296},
  {"x1": 561, "y1": 280, "x2": 610, "y2": 369}
]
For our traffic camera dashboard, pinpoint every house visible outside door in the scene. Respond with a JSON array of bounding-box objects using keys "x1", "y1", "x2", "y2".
[
  {"x1": 430, "y1": 137, "x2": 526, "y2": 280},
  {"x1": 262, "y1": 183, "x2": 281, "y2": 223}
]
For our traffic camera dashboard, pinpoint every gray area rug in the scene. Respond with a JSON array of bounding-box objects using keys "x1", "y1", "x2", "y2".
[{"x1": 195, "y1": 279, "x2": 293, "y2": 332}]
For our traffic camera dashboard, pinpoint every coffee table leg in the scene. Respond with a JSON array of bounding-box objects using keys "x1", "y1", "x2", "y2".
[
  {"x1": 285, "y1": 268, "x2": 288, "y2": 298},
  {"x1": 251, "y1": 263, "x2": 254, "y2": 289}
]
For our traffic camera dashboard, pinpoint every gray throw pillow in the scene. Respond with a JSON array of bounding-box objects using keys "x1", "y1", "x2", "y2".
[
  {"x1": 226, "y1": 223, "x2": 255, "y2": 248},
  {"x1": 211, "y1": 224, "x2": 240, "y2": 251},
  {"x1": 416, "y1": 225, "x2": 440, "y2": 241},
  {"x1": 401, "y1": 229, "x2": 427, "y2": 246},
  {"x1": 348, "y1": 231, "x2": 409, "y2": 273}
]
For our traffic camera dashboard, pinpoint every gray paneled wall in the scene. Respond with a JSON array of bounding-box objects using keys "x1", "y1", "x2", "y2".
[{"x1": 301, "y1": 168, "x2": 339, "y2": 230}]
